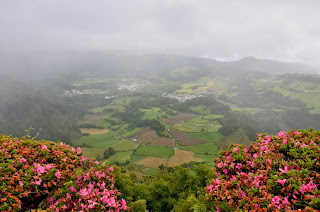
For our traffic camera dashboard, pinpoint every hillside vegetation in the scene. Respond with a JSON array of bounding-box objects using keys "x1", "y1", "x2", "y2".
[
  {"x1": 1, "y1": 129, "x2": 319, "y2": 211},
  {"x1": 0, "y1": 134, "x2": 127, "y2": 211}
]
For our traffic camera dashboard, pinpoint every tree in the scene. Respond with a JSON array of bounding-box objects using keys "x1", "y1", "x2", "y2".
[{"x1": 108, "y1": 147, "x2": 116, "y2": 155}]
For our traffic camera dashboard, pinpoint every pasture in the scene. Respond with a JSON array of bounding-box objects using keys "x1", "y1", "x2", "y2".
[
  {"x1": 135, "y1": 146, "x2": 174, "y2": 158},
  {"x1": 150, "y1": 138, "x2": 174, "y2": 147},
  {"x1": 170, "y1": 129, "x2": 207, "y2": 146},
  {"x1": 135, "y1": 156, "x2": 167, "y2": 168},
  {"x1": 167, "y1": 150, "x2": 203, "y2": 167},
  {"x1": 110, "y1": 139, "x2": 137, "y2": 151},
  {"x1": 80, "y1": 128, "x2": 108, "y2": 135},
  {"x1": 177, "y1": 142, "x2": 219, "y2": 154},
  {"x1": 72, "y1": 130, "x2": 121, "y2": 150}
]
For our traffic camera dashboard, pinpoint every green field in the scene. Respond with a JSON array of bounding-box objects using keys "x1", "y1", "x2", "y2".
[
  {"x1": 190, "y1": 105, "x2": 211, "y2": 115},
  {"x1": 188, "y1": 116, "x2": 210, "y2": 124},
  {"x1": 81, "y1": 147, "x2": 104, "y2": 160},
  {"x1": 188, "y1": 131, "x2": 224, "y2": 143},
  {"x1": 72, "y1": 131, "x2": 122, "y2": 150},
  {"x1": 194, "y1": 154, "x2": 216, "y2": 166},
  {"x1": 121, "y1": 127, "x2": 144, "y2": 137},
  {"x1": 140, "y1": 107, "x2": 168, "y2": 120},
  {"x1": 110, "y1": 139, "x2": 137, "y2": 151},
  {"x1": 203, "y1": 114, "x2": 224, "y2": 120},
  {"x1": 177, "y1": 143, "x2": 219, "y2": 154},
  {"x1": 107, "y1": 150, "x2": 133, "y2": 163},
  {"x1": 271, "y1": 87, "x2": 320, "y2": 110},
  {"x1": 135, "y1": 146, "x2": 174, "y2": 158},
  {"x1": 172, "y1": 123, "x2": 203, "y2": 132}
]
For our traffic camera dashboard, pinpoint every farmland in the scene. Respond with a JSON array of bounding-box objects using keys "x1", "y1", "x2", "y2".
[{"x1": 67, "y1": 71, "x2": 320, "y2": 173}]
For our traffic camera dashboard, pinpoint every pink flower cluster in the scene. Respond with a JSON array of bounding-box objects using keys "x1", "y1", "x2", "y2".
[
  {"x1": 207, "y1": 130, "x2": 320, "y2": 211},
  {"x1": 47, "y1": 159, "x2": 128, "y2": 211}
]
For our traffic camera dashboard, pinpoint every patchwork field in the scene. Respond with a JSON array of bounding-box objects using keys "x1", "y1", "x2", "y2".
[
  {"x1": 168, "y1": 150, "x2": 203, "y2": 167},
  {"x1": 188, "y1": 132, "x2": 224, "y2": 143},
  {"x1": 160, "y1": 118, "x2": 176, "y2": 126},
  {"x1": 136, "y1": 130, "x2": 158, "y2": 143},
  {"x1": 140, "y1": 107, "x2": 168, "y2": 120},
  {"x1": 173, "y1": 113, "x2": 195, "y2": 122},
  {"x1": 110, "y1": 139, "x2": 137, "y2": 151},
  {"x1": 128, "y1": 127, "x2": 151, "y2": 139},
  {"x1": 83, "y1": 114, "x2": 101, "y2": 121},
  {"x1": 135, "y1": 146, "x2": 174, "y2": 158},
  {"x1": 170, "y1": 129, "x2": 207, "y2": 145},
  {"x1": 72, "y1": 130, "x2": 122, "y2": 149},
  {"x1": 108, "y1": 151, "x2": 132, "y2": 163},
  {"x1": 80, "y1": 128, "x2": 109, "y2": 135},
  {"x1": 172, "y1": 123, "x2": 204, "y2": 132},
  {"x1": 150, "y1": 138, "x2": 174, "y2": 147},
  {"x1": 135, "y1": 156, "x2": 167, "y2": 168},
  {"x1": 177, "y1": 142, "x2": 219, "y2": 154}
]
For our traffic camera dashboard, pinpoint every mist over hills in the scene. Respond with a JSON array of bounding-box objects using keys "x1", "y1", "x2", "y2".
[{"x1": 0, "y1": 52, "x2": 318, "y2": 79}]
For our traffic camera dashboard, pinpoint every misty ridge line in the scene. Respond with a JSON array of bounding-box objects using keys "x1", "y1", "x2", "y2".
[{"x1": 0, "y1": 53, "x2": 318, "y2": 80}]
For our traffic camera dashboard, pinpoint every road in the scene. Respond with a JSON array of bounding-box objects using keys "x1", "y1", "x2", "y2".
[{"x1": 167, "y1": 124, "x2": 177, "y2": 149}]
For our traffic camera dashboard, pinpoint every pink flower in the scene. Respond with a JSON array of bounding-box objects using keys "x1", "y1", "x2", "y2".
[
  {"x1": 95, "y1": 160, "x2": 99, "y2": 165},
  {"x1": 48, "y1": 197, "x2": 54, "y2": 205},
  {"x1": 55, "y1": 170, "x2": 61, "y2": 179},
  {"x1": 20, "y1": 158, "x2": 27, "y2": 163},
  {"x1": 71, "y1": 147, "x2": 75, "y2": 152},
  {"x1": 101, "y1": 181, "x2": 106, "y2": 188},
  {"x1": 70, "y1": 186, "x2": 77, "y2": 193},
  {"x1": 232, "y1": 147, "x2": 239, "y2": 153},
  {"x1": 66, "y1": 193, "x2": 71, "y2": 199},
  {"x1": 236, "y1": 163, "x2": 242, "y2": 170},
  {"x1": 277, "y1": 178, "x2": 287, "y2": 186},
  {"x1": 80, "y1": 188, "x2": 88, "y2": 196},
  {"x1": 80, "y1": 155, "x2": 87, "y2": 162},
  {"x1": 223, "y1": 169, "x2": 228, "y2": 175},
  {"x1": 36, "y1": 178, "x2": 42, "y2": 185},
  {"x1": 230, "y1": 175, "x2": 237, "y2": 181},
  {"x1": 207, "y1": 185, "x2": 213, "y2": 190},
  {"x1": 279, "y1": 165, "x2": 289, "y2": 174},
  {"x1": 216, "y1": 162, "x2": 223, "y2": 168},
  {"x1": 77, "y1": 147, "x2": 82, "y2": 155},
  {"x1": 215, "y1": 205, "x2": 221, "y2": 212},
  {"x1": 266, "y1": 159, "x2": 271, "y2": 164},
  {"x1": 110, "y1": 166, "x2": 114, "y2": 171},
  {"x1": 19, "y1": 181, "x2": 24, "y2": 187},
  {"x1": 42, "y1": 145, "x2": 47, "y2": 150},
  {"x1": 34, "y1": 164, "x2": 45, "y2": 175},
  {"x1": 121, "y1": 199, "x2": 127, "y2": 210},
  {"x1": 253, "y1": 153, "x2": 258, "y2": 159},
  {"x1": 272, "y1": 196, "x2": 281, "y2": 205},
  {"x1": 283, "y1": 139, "x2": 288, "y2": 144},
  {"x1": 45, "y1": 164, "x2": 52, "y2": 171},
  {"x1": 283, "y1": 196, "x2": 290, "y2": 205}
]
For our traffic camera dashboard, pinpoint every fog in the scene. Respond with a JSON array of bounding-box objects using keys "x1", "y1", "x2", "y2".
[{"x1": 0, "y1": 0, "x2": 320, "y2": 68}]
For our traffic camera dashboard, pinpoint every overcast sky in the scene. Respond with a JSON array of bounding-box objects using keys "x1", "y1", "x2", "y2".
[{"x1": 0, "y1": 0, "x2": 320, "y2": 66}]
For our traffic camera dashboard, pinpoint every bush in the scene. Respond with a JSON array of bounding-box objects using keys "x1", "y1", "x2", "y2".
[
  {"x1": 0, "y1": 134, "x2": 128, "y2": 211},
  {"x1": 206, "y1": 129, "x2": 320, "y2": 211}
]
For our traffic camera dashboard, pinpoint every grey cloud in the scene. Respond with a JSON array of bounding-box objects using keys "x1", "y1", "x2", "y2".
[{"x1": 0, "y1": 0, "x2": 320, "y2": 66}]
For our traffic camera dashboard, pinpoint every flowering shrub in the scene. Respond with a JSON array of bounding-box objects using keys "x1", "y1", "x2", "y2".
[
  {"x1": 0, "y1": 134, "x2": 128, "y2": 211},
  {"x1": 206, "y1": 129, "x2": 320, "y2": 211}
]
